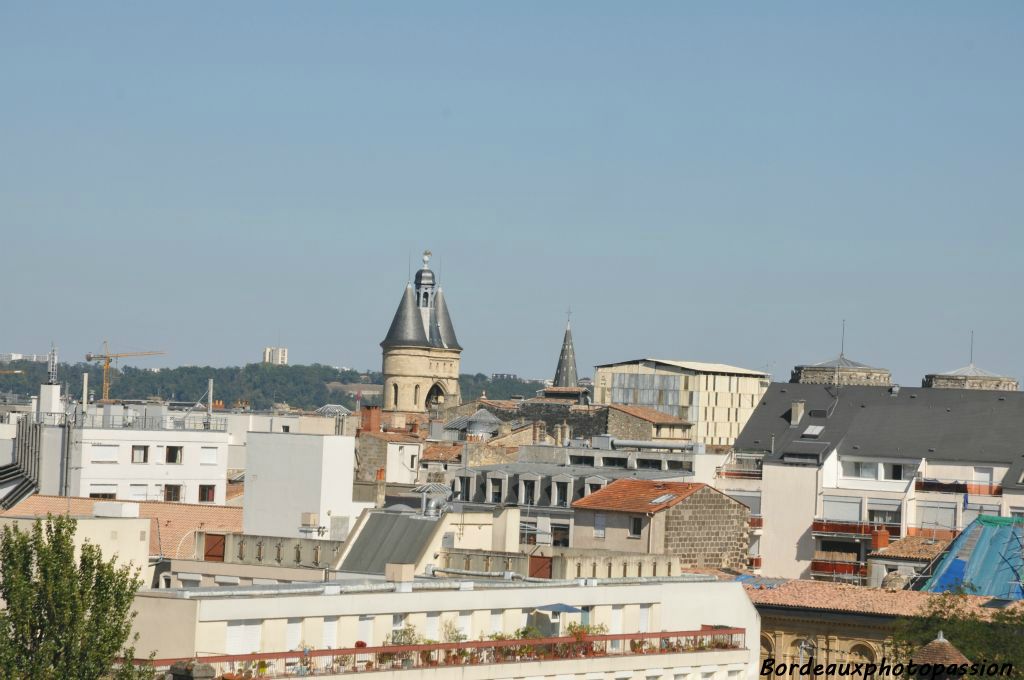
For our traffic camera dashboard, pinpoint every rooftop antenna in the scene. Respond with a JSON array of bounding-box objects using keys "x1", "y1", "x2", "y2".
[
  {"x1": 47, "y1": 343, "x2": 59, "y2": 385},
  {"x1": 566, "y1": 305, "x2": 572, "y2": 328},
  {"x1": 834, "y1": 319, "x2": 846, "y2": 389},
  {"x1": 969, "y1": 330, "x2": 975, "y2": 366}
]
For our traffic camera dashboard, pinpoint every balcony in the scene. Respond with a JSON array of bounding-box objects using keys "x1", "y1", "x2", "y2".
[
  {"x1": 749, "y1": 515, "x2": 764, "y2": 529},
  {"x1": 915, "y1": 478, "x2": 1002, "y2": 496},
  {"x1": 812, "y1": 519, "x2": 902, "y2": 539},
  {"x1": 810, "y1": 556, "x2": 866, "y2": 580},
  {"x1": 747, "y1": 555, "x2": 763, "y2": 569},
  {"x1": 135, "y1": 627, "x2": 747, "y2": 678},
  {"x1": 715, "y1": 452, "x2": 764, "y2": 480}
]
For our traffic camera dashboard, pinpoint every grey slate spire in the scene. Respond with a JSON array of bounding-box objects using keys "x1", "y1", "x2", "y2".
[
  {"x1": 553, "y1": 321, "x2": 578, "y2": 387},
  {"x1": 433, "y1": 288, "x2": 462, "y2": 350},
  {"x1": 381, "y1": 284, "x2": 431, "y2": 349}
]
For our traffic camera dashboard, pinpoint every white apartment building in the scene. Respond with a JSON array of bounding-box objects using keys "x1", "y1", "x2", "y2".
[
  {"x1": 221, "y1": 410, "x2": 352, "y2": 470},
  {"x1": 3, "y1": 395, "x2": 229, "y2": 508},
  {"x1": 133, "y1": 575, "x2": 759, "y2": 679},
  {"x1": 728, "y1": 382, "x2": 1024, "y2": 581},
  {"x1": 243, "y1": 432, "x2": 369, "y2": 540},
  {"x1": 593, "y1": 359, "x2": 770, "y2": 447},
  {"x1": 262, "y1": 346, "x2": 289, "y2": 365},
  {"x1": 70, "y1": 415, "x2": 229, "y2": 504}
]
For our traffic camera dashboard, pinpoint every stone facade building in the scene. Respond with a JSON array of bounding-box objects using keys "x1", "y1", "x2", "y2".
[
  {"x1": 790, "y1": 355, "x2": 892, "y2": 387},
  {"x1": 571, "y1": 479, "x2": 750, "y2": 570},
  {"x1": 922, "y1": 363, "x2": 1019, "y2": 391},
  {"x1": 380, "y1": 251, "x2": 462, "y2": 414}
]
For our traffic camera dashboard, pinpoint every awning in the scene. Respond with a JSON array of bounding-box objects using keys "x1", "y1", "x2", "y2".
[{"x1": 534, "y1": 603, "x2": 581, "y2": 614}]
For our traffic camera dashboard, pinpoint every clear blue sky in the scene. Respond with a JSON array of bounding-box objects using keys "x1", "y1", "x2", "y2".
[{"x1": 2, "y1": 3, "x2": 1022, "y2": 385}]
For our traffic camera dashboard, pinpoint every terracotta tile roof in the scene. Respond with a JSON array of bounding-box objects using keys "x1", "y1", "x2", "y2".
[
  {"x1": 542, "y1": 386, "x2": 591, "y2": 394},
  {"x1": 1, "y1": 495, "x2": 242, "y2": 558},
  {"x1": 478, "y1": 399, "x2": 521, "y2": 410},
  {"x1": 571, "y1": 479, "x2": 705, "y2": 513},
  {"x1": 422, "y1": 443, "x2": 463, "y2": 462},
  {"x1": 608, "y1": 403, "x2": 690, "y2": 425},
  {"x1": 912, "y1": 634, "x2": 971, "y2": 665},
  {"x1": 868, "y1": 535, "x2": 951, "y2": 561},
  {"x1": 744, "y1": 579, "x2": 1017, "y2": 619}
]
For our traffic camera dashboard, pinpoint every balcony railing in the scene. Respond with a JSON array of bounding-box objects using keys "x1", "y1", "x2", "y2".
[
  {"x1": 810, "y1": 558, "x2": 866, "y2": 578},
  {"x1": 749, "y1": 515, "x2": 764, "y2": 529},
  {"x1": 77, "y1": 413, "x2": 228, "y2": 432},
  {"x1": 747, "y1": 555, "x2": 762, "y2": 569},
  {"x1": 812, "y1": 519, "x2": 902, "y2": 538},
  {"x1": 915, "y1": 478, "x2": 1002, "y2": 496},
  {"x1": 134, "y1": 627, "x2": 746, "y2": 677},
  {"x1": 716, "y1": 452, "x2": 763, "y2": 480}
]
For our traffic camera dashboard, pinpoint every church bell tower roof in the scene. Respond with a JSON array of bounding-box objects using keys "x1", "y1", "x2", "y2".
[{"x1": 381, "y1": 284, "x2": 431, "y2": 349}]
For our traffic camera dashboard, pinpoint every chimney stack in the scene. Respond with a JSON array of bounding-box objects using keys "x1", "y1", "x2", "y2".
[
  {"x1": 871, "y1": 527, "x2": 890, "y2": 550},
  {"x1": 790, "y1": 400, "x2": 806, "y2": 427},
  {"x1": 375, "y1": 468, "x2": 386, "y2": 508}
]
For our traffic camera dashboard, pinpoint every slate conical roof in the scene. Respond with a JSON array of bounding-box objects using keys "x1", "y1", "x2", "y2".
[
  {"x1": 433, "y1": 288, "x2": 461, "y2": 351},
  {"x1": 553, "y1": 322, "x2": 578, "y2": 387},
  {"x1": 381, "y1": 284, "x2": 430, "y2": 349}
]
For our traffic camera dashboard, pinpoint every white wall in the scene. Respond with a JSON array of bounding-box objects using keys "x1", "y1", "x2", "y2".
[
  {"x1": 385, "y1": 442, "x2": 420, "y2": 484},
  {"x1": 71, "y1": 428, "x2": 228, "y2": 504},
  {"x1": 761, "y1": 462, "x2": 819, "y2": 578},
  {"x1": 243, "y1": 433, "x2": 357, "y2": 540}
]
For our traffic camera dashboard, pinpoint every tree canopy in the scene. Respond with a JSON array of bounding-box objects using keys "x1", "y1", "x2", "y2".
[
  {"x1": 0, "y1": 514, "x2": 153, "y2": 680},
  {"x1": 892, "y1": 590, "x2": 1024, "y2": 675},
  {"x1": 0, "y1": 361, "x2": 546, "y2": 411}
]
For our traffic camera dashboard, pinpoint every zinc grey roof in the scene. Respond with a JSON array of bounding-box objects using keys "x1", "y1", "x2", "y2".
[
  {"x1": 433, "y1": 288, "x2": 461, "y2": 351},
  {"x1": 444, "y1": 408, "x2": 502, "y2": 432},
  {"x1": 339, "y1": 512, "x2": 440, "y2": 574},
  {"x1": 930, "y1": 363, "x2": 1009, "y2": 379},
  {"x1": 466, "y1": 461, "x2": 684, "y2": 480},
  {"x1": 553, "y1": 322, "x2": 578, "y2": 388},
  {"x1": 381, "y1": 285, "x2": 431, "y2": 349},
  {"x1": 315, "y1": 404, "x2": 352, "y2": 417},
  {"x1": 735, "y1": 382, "x2": 1024, "y2": 465},
  {"x1": 796, "y1": 355, "x2": 882, "y2": 370}
]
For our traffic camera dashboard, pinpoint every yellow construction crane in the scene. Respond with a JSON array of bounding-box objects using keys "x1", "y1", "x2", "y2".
[{"x1": 86, "y1": 341, "x2": 165, "y2": 402}]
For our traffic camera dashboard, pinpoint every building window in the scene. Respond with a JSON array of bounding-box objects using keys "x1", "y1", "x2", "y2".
[
  {"x1": 199, "y1": 485, "x2": 216, "y2": 503},
  {"x1": 414, "y1": 385, "x2": 420, "y2": 405},
  {"x1": 490, "y1": 479, "x2": 503, "y2": 504},
  {"x1": 163, "y1": 485, "x2": 182, "y2": 502},
  {"x1": 594, "y1": 513, "x2": 606, "y2": 539},
  {"x1": 89, "y1": 484, "x2": 117, "y2": 500},
  {"x1": 883, "y1": 463, "x2": 904, "y2": 481},
  {"x1": 281, "y1": 425, "x2": 290, "y2": 433},
  {"x1": 165, "y1": 446, "x2": 183, "y2": 465},
  {"x1": 588, "y1": 482, "x2": 603, "y2": 495},
  {"x1": 551, "y1": 524, "x2": 570, "y2": 547},
  {"x1": 522, "y1": 479, "x2": 536, "y2": 506},
  {"x1": 131, "y1": 446, "x2": 148, "y2": 464},
  {"x1": 200, "y1": 447, "x2": 218, "y2": 465},
  {"x1": 520, "y1": 523, "x2": 537, "y2": 545},
  {"x1": 629, "y1": 516, "x2": 643, "y2": 538},
  {"x1": 555, "y1": 481, "x2": 569, "y2": 507},
  {"x1": 392, "y1": 384, "x2": 399, "y2": 408}
]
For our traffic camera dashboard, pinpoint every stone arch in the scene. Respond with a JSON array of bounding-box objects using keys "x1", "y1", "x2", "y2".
[
  {"x1": 426, "y1": 382, "x2": 446, "y2": 409},
  {"x1": 760, "y1": 634, "x2": 775, "y2": 662}
]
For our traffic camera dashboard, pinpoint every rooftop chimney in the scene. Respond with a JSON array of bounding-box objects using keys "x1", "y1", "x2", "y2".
[
  {"x1": 790, "y1": 400, "x2": 806, "y2": 427},
  {"x1": 871, "y1": 527, "x2": 890, "y2": 550}
]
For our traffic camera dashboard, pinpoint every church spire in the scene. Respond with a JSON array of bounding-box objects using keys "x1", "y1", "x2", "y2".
[{"x1": 553, "y1": 318, "x2": 578, "y2": 388}]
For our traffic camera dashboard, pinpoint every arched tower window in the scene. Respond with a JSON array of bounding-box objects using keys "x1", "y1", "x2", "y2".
[
  {"x1": 392, "y1": 383, "x2": 399, "y2": 408},
  {"x1": 414, "y1": 384, "x2": 420, "y2": 405}
]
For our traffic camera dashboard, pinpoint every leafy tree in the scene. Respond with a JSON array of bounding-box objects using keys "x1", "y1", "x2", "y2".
[
  {"x1": 891, "y1": 589, "x2": 1024, "y2": 675},
  {"x1": 0, "y1": 514, "x2": 154, "y2": 680}
]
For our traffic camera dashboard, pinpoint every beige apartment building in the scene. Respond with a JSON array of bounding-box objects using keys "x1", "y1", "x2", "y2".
[{"x1": 593, "y1": 359, "x2": 770, "y2": 447}]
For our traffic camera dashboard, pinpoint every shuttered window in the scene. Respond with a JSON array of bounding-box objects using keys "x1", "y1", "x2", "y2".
[
  {"x1": 323, "y1": 616, "x2": 338, "y2": 649},
  {"x1": 286, "y1": 619, "x2": 302, "y2": 651},
  {"x1": 916, "y1": 502, "x2": 957, "y2": 530},
  {"x1": 226, "y1": 620, "x2": 262, "y2": 654},
  {"x1": 90, "y1": 445, "x2": 118, "y2": 463},
  {"x1": 822, "y1": 496, "x2": 861, "y2": 522}
]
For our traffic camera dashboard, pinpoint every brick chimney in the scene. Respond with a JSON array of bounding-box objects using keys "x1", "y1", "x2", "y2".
[
  {"x1": 871, "y1": 527, "x2": 890, "y2": 550},
  {"x1": 375, "y1": 467, "x2": 386, "y2": 508}
]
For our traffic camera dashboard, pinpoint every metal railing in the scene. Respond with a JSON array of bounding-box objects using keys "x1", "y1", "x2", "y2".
[
  {"x1": 76, "y1": 413, "x2": 228, "y2": 432},
  {"x1": 134, "y1": 627, "x2": 746, "y2": 677},
  {"x1": 812, "y1": 519, "x2": 902, "y2": 538}
]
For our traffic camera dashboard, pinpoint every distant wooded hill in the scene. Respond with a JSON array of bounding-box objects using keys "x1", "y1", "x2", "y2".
[{"x1": 0, "y1": 361, "x2": 545, "y2": 411}]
